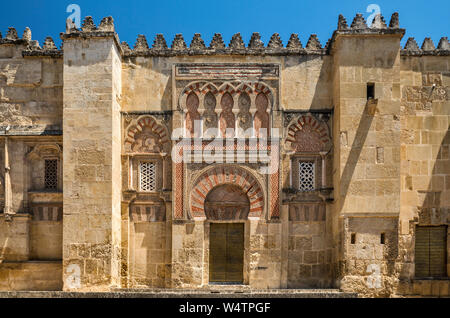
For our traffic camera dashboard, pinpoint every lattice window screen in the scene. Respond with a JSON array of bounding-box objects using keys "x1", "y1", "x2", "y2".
[
  {"x1": 44, "y1": 159, "x2": 58, "y2": 190},
  {"x1": 140, "y1": 162, "x2": 156, "y2": 192},
  {"x1": 299, "y1": 162, "x2": 315, "y2": 191}
]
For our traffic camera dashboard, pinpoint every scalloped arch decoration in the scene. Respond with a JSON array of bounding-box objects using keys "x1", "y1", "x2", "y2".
[
  {"x1": 285, "y1": 114, "x2": 331, "y2": 152},
  {"x1": 124, "y1": 116, "x2": 170, "y2": 153}
]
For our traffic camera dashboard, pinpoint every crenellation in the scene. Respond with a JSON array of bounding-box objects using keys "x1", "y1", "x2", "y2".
[
  {"x1": 305, "y1": 34, "x2": 322, "y2": 51},
  {"x1": 189, "y1": 33, "x2": 206, "y2": 50},
  {"x1": 371, "y1": 14, "x2": 387, "y2": 29},
  {"x1": 422, "y1": 37, "x2": 436, "y2": 52},
  {"x1": 209, "y1": 33, "x2": 225, "y2": 49},
  {"x1": 267, "y1": 33, "x2": 283, "y2": 49},
  {"x1": 229, "y1": 32, "x2": 245, "y2": 49},
  {"x1": 22, "y1": 27, "x2": 31, "y2": 42},
  {"x1": 152, "y1": 34, "x2": 168, "y2": 50},
  {"x1": 81, "y1": 16, "x2": 97, "y2": 32},
  {"x1": 337, "y1": 14, "x2": 349, "y2": 30},
  {"x1": 6, "y1": 27, "x2": 18, "y2": 40},
  {"x1": 133, "y1": 34, "x2": 149, "y2": 52},
  {"x1": 437, "y1": 37, "x2": 450, "y2": 51},
  {"x1": 389, "y1": 12, "x2": 400, "y2": 28},
  {"x1": 43, "y1": 36, "x2": 57, "y2": 50},
  {"x1": 248, "y1": 32, "x2": 264, "y2": 49},
  {"x1": 286, "y1": 34, "x2": 302, "y2": 49},
  {"x1": 350, "y1": 13, "x2": 367, "y2": 30},
  {"x1": 171, "y1": 33, "x2": 187, "y2": 50}
]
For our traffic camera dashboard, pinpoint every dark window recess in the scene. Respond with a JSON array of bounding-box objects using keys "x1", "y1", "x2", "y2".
[
  {"x1": 351, "y1": 233, "x2": 356, "y2": 244},
  {"x1": 415, "y1": 226, "x2": 447, "y2": 278},
  {"x1": 44, "y1": 159, "x2": 58, "y2": 190},
  {"x1": 380, "y1": 233, "x2": 385, "y2": 244},
  {"x1": 367, "y1": 83, "x2": 375, "y2": 100}
]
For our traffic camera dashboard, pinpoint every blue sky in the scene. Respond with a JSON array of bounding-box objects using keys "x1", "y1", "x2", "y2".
[{"x1": 0, "y1": 0, "x2": 448, "y2": 49}]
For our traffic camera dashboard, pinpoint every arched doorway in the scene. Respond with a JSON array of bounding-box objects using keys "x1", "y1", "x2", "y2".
[{"x1": 206, "y1": 184, "x2": 249, "y2": 284}]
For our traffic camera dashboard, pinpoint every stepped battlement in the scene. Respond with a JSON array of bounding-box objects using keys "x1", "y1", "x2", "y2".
[{"x1": 1, "y1": 12, "x2": 449, "y2": 58}]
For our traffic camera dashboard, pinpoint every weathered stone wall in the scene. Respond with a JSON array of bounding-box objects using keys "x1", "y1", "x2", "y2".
[
  {"x1": 62, "y1": 34, "x2": 122, "y2": 290},
  {"x1": 129, "y1": 222, "x2": 166, "y2": 287},
  {"x1": 287, "y1": 205, "x2": 332, "y2": 288},
  {"x1": 396, "y1": 53, "x2": 450, "y2": 296},
  {"x1": 332, "y1": 33, "x2": 403, "y2": 296},
  {"x1": 0, "y1": 261, "x2": 62, "y2": 291},
  {"x1": 121, "y1": 55, "x2": 332, "y2": 112},
  {"x1": 0, "y1": 45, "x2": 63, "y2": 130}
]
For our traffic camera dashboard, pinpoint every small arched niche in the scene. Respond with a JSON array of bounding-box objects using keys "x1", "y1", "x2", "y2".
[{"x1": 204, "y1": 184, "x2": 250, "y2": 220}]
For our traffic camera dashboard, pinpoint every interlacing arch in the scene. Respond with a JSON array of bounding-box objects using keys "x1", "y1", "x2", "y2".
[
  {"x1": 124, "y1": 115, "x2": 170, "y2": 153},
  {"x1": 285, "y1": 114, "x2": 331, "y2": 152},
  {"x1": 190, "y1": 165, "x2": 264, "y2": 219}
]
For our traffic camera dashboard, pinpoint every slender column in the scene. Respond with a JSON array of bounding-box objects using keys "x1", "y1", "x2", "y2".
[
  {"x1": 320, "y1": 152, "x2": 327, "y2": 189},
  {"x1": 4, "y1": 137, "x2": 13, "y2": 217}
]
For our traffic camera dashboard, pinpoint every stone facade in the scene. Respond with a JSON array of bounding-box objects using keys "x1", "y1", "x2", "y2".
[{"x1": 0, "y1": 12, "x2": 449, "y2": 297}]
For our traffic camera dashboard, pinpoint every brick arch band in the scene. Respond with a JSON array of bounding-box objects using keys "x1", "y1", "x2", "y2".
[
  {"x1": 285, "y1": 114, "x2": 331, "y2": 152},
  {"x1": 190, "y1": 165, "x2": 264, "y2": 219}
]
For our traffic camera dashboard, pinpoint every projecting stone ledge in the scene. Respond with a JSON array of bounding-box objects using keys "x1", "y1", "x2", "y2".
[{"x1": 0, "y1": 289, "x2": 358, "y2": 298}]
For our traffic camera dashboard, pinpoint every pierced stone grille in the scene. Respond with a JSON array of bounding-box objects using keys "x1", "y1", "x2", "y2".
[
  {"x1": 140, "y1": 162, "x2": 156, "y2": 192},
  {"x1": 44, "y1": 159, "x2": 58, "y2": 190},
  {"x1": 299, "y1": 162, "x2": 315, "y2": 191}
]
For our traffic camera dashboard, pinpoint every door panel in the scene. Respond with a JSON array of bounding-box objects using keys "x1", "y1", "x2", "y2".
[
  {"x1": 415, "y1": 225, "x2": 447, "y2": 278},
  {"x1": 209, "y1": 223, "x2": 244, "y2": 283}
]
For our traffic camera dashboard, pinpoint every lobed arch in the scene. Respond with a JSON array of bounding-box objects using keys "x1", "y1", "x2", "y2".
[
  {"x1": 179, "y1": 80, "x2": 275, "y2": 110},
  {"x1": 189, "y1": 165, "x2": 264, "y2": 220},
  {"x1": 124, "y1": 115, "x2": 170, "y2": 153},
  {"x1": 285, "y1": 114, "x2": 331, "y2": 153}
]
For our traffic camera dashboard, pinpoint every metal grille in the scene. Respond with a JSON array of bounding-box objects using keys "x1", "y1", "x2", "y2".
[
  {"x1": 44, "y1": 159, "x2": 58, "y2": 190},
  {"x1": 299, "y1": 161, "x2": 315, "y2": 191},
  {"x1": 139, "y1": 162, "x2": 156, "y2": 192}
]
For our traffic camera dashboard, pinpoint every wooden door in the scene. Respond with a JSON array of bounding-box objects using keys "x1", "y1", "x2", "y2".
[
  {"x1": 415, "y1": 225, "x2": 447, "y2": 278},
  {"x1": 209, "y1": 223, "x2": 244, "y2": 283}
]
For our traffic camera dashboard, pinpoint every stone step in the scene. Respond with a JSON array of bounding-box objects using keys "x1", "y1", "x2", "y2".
[{"x1": 0, "y1": 289, "x2": 358, "y2": 298}]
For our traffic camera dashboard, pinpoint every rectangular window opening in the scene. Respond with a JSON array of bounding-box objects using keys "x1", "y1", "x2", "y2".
[
  {"x1": 380, "y1": 233, "x2": 385, "y2": 244},
  {"x1": 44, "y1": 159, "x2": 58, "y2": 190},
  {"x1": 139, "y1": 162, "x2": 156, "y2": 192},
  {"x1": 367, "y1": 83, "x2": 375, "y2": 100},
  {"x1": 351, "y1": 233, "x2": 356, "y2": 244}
]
